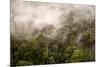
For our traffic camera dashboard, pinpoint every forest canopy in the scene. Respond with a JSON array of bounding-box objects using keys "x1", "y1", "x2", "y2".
[{"x1": 11, "y1": 0, "x2": 95, "y2": 66}]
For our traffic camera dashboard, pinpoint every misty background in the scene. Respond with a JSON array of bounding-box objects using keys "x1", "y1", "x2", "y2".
[{"x1": 11, "y1": 0, "x2": 95, "y2": 40}]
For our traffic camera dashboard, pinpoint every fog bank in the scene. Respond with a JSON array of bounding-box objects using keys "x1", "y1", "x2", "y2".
[{"x1": 11, "y1": 0, "x2": 95, "y2": 39}]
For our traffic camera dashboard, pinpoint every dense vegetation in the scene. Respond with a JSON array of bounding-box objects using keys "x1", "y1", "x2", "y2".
[{"x1": 11, "y1": 10, "x2": 95, "y2": 66}]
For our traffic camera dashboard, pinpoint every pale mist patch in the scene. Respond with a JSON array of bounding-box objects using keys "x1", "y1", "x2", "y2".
[{"x1": 11, "y1": 0, "x2": 95, "y2": 40}]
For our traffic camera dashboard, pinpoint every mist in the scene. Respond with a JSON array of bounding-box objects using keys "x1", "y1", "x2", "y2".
[{"x1": 11, "y1": 0, "x2": 95, "y2": 40}]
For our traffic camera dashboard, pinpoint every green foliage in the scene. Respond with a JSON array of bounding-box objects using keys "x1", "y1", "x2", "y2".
[
  {"x1": 69, "y1": 48, "x2": 84, "y2": 62},
  {"x1": 16, "y1": 60, "x2": 33, "y2": 66}
]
